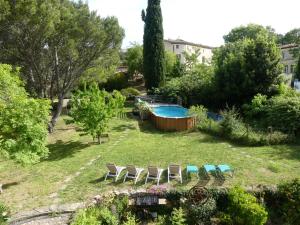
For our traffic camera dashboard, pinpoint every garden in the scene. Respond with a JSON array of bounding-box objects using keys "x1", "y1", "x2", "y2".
[{"x1": 0, "y1": 0, "x2": 300, "y2": 225}]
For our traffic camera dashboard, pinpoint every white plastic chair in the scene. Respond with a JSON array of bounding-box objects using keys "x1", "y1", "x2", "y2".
[
  {"x1": 168, "y1": 164, "x2": 182, "y2": 183},
  {"x1": 105, "y1": 163, "x2": 126, "y2": 181},
  {"x1": 123, "y1": 165, "x2": 144, "y2": 184},
  {"x1": 145, "y1": 166, "x2": 164, "y2": 185}
]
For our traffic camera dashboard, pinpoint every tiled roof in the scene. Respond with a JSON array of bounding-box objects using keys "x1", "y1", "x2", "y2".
[{"x1": 164, "y1": 39, "x2": 215, "y2": 49}]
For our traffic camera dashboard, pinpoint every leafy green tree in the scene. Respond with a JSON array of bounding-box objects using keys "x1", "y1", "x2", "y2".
[
  {"x1": 125, "y1": 44, "x2": 143, "y2": 79},
  {"x1": 0, "y1": 0, "x2": 124, "y2": 132},
  {"x1": 183, "y1": 49, "x2": 201, "y2": 70},
  {"x1": 214, "y1": 31, "x2": 283, "y2": 107},
  {"x1": 223, "y1": 24, "x2": 278, "y2": 43},
  {"x1": 0, "y1": 64, "x2": 50, "y2": 165},
  {"x1": 165, "y1": 50, "x2": 177, "y2": 78},
  {"x1": 280, "y1": 28, "x2": 300, "y2": 45},
  {"x1": 142, "y1": 0, "x2": 166, "y2": 90},
  {"x1": 70, "y1": 85, "x2": 125, "y2": 144}
]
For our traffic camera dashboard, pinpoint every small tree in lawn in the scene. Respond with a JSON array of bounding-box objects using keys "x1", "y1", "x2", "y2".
[{"x1": 70, "y1": 85, "x2": 125, "y2": 144}]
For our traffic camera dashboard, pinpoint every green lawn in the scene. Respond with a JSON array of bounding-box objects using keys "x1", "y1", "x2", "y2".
[{"x1": 1, "y1": 111, "x2": 300, "y2": 213}]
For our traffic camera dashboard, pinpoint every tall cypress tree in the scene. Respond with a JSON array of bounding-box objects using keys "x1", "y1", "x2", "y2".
[{"x1": 142, "y1": 0, "x2": 165, "y2": 90}]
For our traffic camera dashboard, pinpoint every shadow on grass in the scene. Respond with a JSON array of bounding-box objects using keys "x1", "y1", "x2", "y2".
[
  {"x1": 112, "y1": 124, "x2": 136, "y2": 132},
  {"x1": 266, "y1": 145, "x2": 300, "y2": 161},
  {"x1": 2, "y1": 181, "x2": 19, "y2": 190},
  {"x1": 46, "y1": 140, "x2": 90, "y2": 161}
]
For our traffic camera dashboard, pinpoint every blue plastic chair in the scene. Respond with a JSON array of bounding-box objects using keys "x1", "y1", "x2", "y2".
[
  {"x1": 203, "y1": 164, "x2": 217, "y2": 177},
  {"x1": 217, "y1": 164, "x2": 234, "y2": 177}
]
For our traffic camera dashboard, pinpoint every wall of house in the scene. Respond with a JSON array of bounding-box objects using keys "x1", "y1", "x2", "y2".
[{"x1": 281, "y1": 48, "x2": 297, "y2": 75}]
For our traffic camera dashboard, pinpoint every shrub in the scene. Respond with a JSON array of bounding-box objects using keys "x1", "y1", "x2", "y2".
[
  {"x1": 120, "y1": 88, "x2": 140, "y2": 100},
  {"x1": 170, "y1": 208, "x2": 187, "y2": 225},
  {"x1": 277, "y1": 179, "x2": 300, "y2": 225},
  {"x1": 122, "y1": 213, "x2": 138, "y2": 225},
  {"x1": 103, "y1": 72, "x2": 128, "y2": 91},
  {"x1": 186, "y1": 198, "x2": 217, "y2": 225},
  {"x1": 189, "y1": 105, "x2": 210, "y2": 129},
  {"x1": 71, "y1": 206, "x2": 118, "y2": 225},
  {"x1": 0, "y1": 202, "x2": 9, "y2": 225},
  {"x1": 220, "y1": 106, "x2": 244, "y2": 136},
  {"x1": 220, "y1": 187, "x2": 268, "y2": 225}
]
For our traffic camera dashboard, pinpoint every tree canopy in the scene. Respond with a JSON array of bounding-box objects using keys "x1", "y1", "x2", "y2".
[
  {"x1": 214, "y1": 31, "x2": 283, "y2": 107},
  {"x1": 70, "y1": 86, "x2": 125, "y2": 144},
  {"x1": 0, "y1": 0, "x2": 124, "y2": 131},
  {"x1": 125, "y1": 44, "x2": 143, "y2": 79},
  {"x1": 0, "y1": 64, "x2": 50, "y2": 164},
  {"x1": 142, "y1": 0, "x2": 165, "y2": 90},
  {"x1": 223, "y1": 24, "x2": 278, "y2": 43}
]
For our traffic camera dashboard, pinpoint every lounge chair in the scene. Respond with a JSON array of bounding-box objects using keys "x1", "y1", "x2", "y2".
[
  {"x1": 203, "y1": 164, "x2": 217, "y2": 178},
  {"x1": 105, "y1": 163, "x2": 126, "y2": 181},
  {"x1": 217, "y1": 164, "x2": 234, "y2": 177},
  {"x1": 168, "y1": 164, "x2": 182, "y2": 183},
  {"x1": 145, "y1": 166, "x2": 164, "y2": 185},
  {"x1": 123, "y1": 165, "x2": 144, "y2": 184}
]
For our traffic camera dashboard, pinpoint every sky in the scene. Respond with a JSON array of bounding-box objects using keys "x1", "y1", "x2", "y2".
[{"x1": 87, "y1": 0, "x2": 300, "y2": 49}]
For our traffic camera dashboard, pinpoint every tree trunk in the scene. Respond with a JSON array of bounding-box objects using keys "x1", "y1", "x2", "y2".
[{"x1": 48, "y1": 95, "x2": 64, "y2": 133}]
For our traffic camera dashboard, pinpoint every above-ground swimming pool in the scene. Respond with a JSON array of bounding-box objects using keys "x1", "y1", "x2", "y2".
[{"x1": 150, "y1": 105, "x2": 196, "y2": 131}]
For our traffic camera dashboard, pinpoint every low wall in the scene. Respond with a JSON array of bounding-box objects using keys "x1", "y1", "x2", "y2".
[{"x1": 150, "y1": 113, "x2": 196, "y2": 131}]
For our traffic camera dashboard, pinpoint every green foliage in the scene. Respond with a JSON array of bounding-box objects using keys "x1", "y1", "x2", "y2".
[
  {"x1": 142, "y1": 0, "x2": 166, "y2": 89},
  {"x1": 296, "y1": 55, "x2": 300, "y2": 80},
  {"x1": 186, "y1": 198, "x2": 217, "y2": 224},
  {"x1": 121, "y1": 88, "x2": 141, "y2": 100},
  {"x1": 0, "y1": 0, "x2": 124, "y2": 129},
  {"x1": 189, "y1": 105, "x2": 209, "y2": 129},
  {"x1": 244, "y1": 92, "x2": 300, "y2": 132},
  {"x1": 0, "y1": 202, "x2": 9, "y2": 225},
  {"x1": 158, "y1": 64, "x2": 214, "y2": 106},
  {"x1": 72, "y1": 207, "x2": 118, "y2": 225},
  {"x1": 223, "y1": 24, "x2": 278, "y2": 43},
  {"x1": 169, "y1": 59, "x2": 185, "y2": 79},
  {"x1": 277, "y1": 179, "x2": 300, "y2": 224},
  {"x1": 220, "y1": 107, "x2": 243, "y2": 136},
  {"x1": 155, "y1": 215, "x2": 168, "y2": 225},
  {"x1": 183, "y1": 49, "x2": 201, "y2": 70},
  {"x1": 70, "y1": 86, "x2": 125, "y2": 143},
  {"x1": 122, "y1": 213, "x2": 139, "y2": 225},
  {"x1": 170, "y1": 208, "x2": 186, "y2": 225},
  {"x1": 113, "y1": 195, "x2": 129, "y2": 221},
  {"x1": 125, "y1": 44, "x2": 143, "y2": 79},
  {"x1": 103, "y1": 72, "x2": 129, "y2": 91},
  {"x1": 221, "y1": 187, "x2": 268, "y2": 225},
  {"x1": 214, "y1": 29, "x2": 283, "y2": 107},
  {"x1": 165, "y1": 51, "x2": 178, "y2": 78},
  {"x1": 0, "y1": 64, "x2": 50, "y2": 164}
]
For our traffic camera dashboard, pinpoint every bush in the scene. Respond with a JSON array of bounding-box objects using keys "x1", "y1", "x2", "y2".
[
  {"x1": 277, "y1": 179, "x2": 300, "y2": 225},
  {"x1": 170, "y1": 208, "x2": 187, "y2": 225},
  {"x1": 220, "y1": 187, "x2": 268, "y2": 225},
  {"x1": 186, "y1": 198, "x2": 217, "y2": 225},
  {"x1": 103, "y1": 72, "x2": 128, "y2": 91},
  {"x1": 121, "y1": 88, "x2": 140, "y2": 100},
  {"x1": 189, "y1": 105, "x2": 210, "y2": 129},
  {"x1": 220, "y1": 106, "x2": 244, "y2": 136},
  {"x1": 122, "y1": 213, "x2": 138, "y2": 225},
  {"x1": 0, "y1": 202, "x2": 9, "y2": 225}
]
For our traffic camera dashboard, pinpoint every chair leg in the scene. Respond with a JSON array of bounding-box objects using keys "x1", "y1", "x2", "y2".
[
  {"x1": 104, "y1": 173, "x2": 108, "y2": 181},
  {"x1": 180, "y1": 171, "x2": 183, "y2": 184},
  {"x1": 115, "y1": 172, "x2": 120, "y2": 181},
  {"x1": 145, "y1": 173, "x2": 149, "y2": 184},
  {"x1": 123, "y1": 173, "x2": 128, "y2": 183},
  {"x1": 168, "y1": 169, "x2": 170, "y2": 183}
]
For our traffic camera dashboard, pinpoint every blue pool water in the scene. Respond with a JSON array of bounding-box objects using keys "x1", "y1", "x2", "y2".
[{"x1": 152, "y1": 106, "x2": 190, "y2": 118}]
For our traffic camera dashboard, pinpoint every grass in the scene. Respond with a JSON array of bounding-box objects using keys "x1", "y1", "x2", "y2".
[{"x1": 0, "y1": 108, "x2": 300, "y2": 213}]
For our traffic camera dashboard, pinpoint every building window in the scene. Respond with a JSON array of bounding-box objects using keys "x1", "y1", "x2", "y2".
[
  {"x1": 284, "y1": 65, "x2": 289, "y2": 74},
  {"x1": 176, "y1": 44, "x2": 180, "y2": 49},
  {"x1": 291, "y1": 65, "x2": 295, "y2": 73}
]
